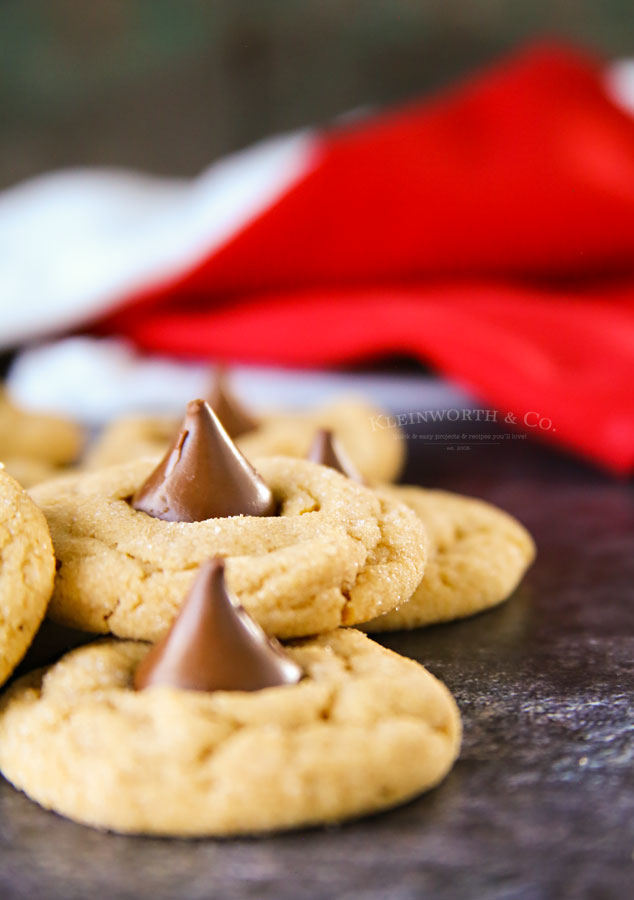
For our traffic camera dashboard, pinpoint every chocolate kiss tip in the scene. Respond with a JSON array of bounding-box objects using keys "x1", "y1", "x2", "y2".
[
  {"x1": 206, "y1": 366, "x2": 259, "y2": 439},
  {"x1": 307, "y1": 429, "x2": 366, "y2": 484},
  {"x1": 131, "y1": 398, "x2": 275, "y2": 522},
  {"x1": 134, "y1": 559, "x2": 303, "y2": 693}
]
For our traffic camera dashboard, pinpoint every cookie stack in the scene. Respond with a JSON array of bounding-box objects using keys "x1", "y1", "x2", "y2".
[{"x1": 0, "y1": 378, "x2": 534, "y2": 837}]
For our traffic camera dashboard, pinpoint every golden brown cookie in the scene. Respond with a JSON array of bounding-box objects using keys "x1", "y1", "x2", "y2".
[
  {"x1": 0, "y1": 630, "x2": 461, "y2": 836},
  {"x1": 239, "y1": 398, "x2": 404, "y2": 484},
  {"x1": 0, "y1": 467, "x2": 56, "y2": 686},
  {"x1": 0, "y1": 389, "x2": 83, "y2": 468},
  {"x1": 83, "y1": 413, "x2": 176, "y2": 470},
  {"x1": 85, "y1": 397, "x2": 404, "y2": 483},
  {"x1": 2, "y1": 457, "x2": 62, "y2": 489},
  {"x1": 365, "y1": 486, "x2": 535, "y2": 631},
  {"x1": 31, "y1": 457, "x2": 426, "y2": 640}
]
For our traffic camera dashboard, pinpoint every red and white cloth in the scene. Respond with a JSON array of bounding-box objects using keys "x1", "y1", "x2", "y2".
[{"x1": 2, "y1": 43, "x2": 634, "y2": 473}]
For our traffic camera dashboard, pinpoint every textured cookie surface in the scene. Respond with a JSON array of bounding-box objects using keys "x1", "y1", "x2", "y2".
[
  {"x1": 0, "y1": 389, "x2": 83, "y2": 466},
  {"x1": 31, "y1": 457, "x2": 426, "y2": 640},
  {"x1": 85, "y1": 398, "x2": 404, "y2": 484},
  {"x1": 0, "y1": 468, "x2": 55, "y2": 686},
  {"x1": 0, "y1": 630, "x2": 461, "y2": 836},
  {"x1": 365, "y1": 487, "x2": 535, "y2": 631}
]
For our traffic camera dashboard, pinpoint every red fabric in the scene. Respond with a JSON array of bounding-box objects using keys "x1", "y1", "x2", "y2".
[{"x1": 97, "y1": 44, "x2": 634, "y2": 474}]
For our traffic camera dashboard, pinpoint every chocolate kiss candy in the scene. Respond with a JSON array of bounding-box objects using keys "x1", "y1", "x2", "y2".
[
  {"x1": 206, "y1": 367, "x2": 259, "y2": 438},
  {"x1": 307, "y1": 429, "x2": 366, "y2": 484},
  {"x1": 132, "y1": 399, "x2": 275, "y2": 521},
  {"x1": 134, "y1": 559, "x2": 303, "y2": 692}
]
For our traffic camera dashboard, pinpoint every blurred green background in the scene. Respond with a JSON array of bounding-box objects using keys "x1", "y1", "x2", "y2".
[{"x1": 0, "y1": 0, "x2": 631, "y2": 189}]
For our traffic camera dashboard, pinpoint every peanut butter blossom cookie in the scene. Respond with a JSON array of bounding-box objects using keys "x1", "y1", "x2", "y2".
[
  {"x1": 238, "y1": 396, "x2": 404, "y2": 484},
  {"x1": 0, "y1": 388, "x2": 83, "y2": 487},
  {"x1": 365, "y1": 486, "x2": 535, "y2": 630},
  {"x1": 0, "y1": 466, "x2": 56, "y2": 686},
  {"x1": 309, "y1": 432, "x2": 536, "y2": 630},
  {"x1": 0, "y1": 562, "x2": 461, "y2": 836},
  {"x1": 32, "y1": 400, "x2": 426, "y2": 640},
  {"x1": 85, "y1": 370, "x2": 404, "y2": 484}
]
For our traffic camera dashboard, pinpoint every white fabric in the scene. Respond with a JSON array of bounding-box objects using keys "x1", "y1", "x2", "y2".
[
  {"x1": 0, "y1": 131, "x2": 318, "y2": 349},
  {"x1": 6, "y1": 337, "x2": 474, "y2": 424},
  {"x1": 605, "y1": 60, "x2": 634, "y2": 116}
]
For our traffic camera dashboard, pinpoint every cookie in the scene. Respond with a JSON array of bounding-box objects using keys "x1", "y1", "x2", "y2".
[
  {"x1": 83, "y1": 413, "x2": 176, "y2": 470},
  {"x1": 365, "y1": 486, "x2": 535, "y2": 631},
  {"x1": 85, "y1": 397, "x2": 404, "y2": 484},
  {"x1": 2, "y1": 457, "x2": 62, "y2": 489},
  {"x1": 0, "y1": 388, "x2": 83, "y2": 467},
  {"x1": 31, "y1": 456, "x2": 426, "y2": 640},
  {"x1": 0, "y1": 466, "x2": 56, "y2": 686},
  {"x1": 0, "y1": 629, "x2": 461, "y2": 836},
  {"x1": 239, "y1": 398, "x2": 405, "y2": 484}
]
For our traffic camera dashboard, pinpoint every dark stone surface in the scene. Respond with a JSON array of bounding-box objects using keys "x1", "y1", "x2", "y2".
[{"x1": 1, "y1": 429, "x2": 633, "y2": 900}]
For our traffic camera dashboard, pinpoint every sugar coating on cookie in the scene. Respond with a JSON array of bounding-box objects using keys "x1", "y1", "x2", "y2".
[
  {"x1": 0, "y1": 629, "x2": 461, "y2": 836},
  {"x1": 31, "y1": 456, "x2": 427, "y2": 641},
  {"x1": 0, "y1": 468, "x2": 56, "y2": 686},
  {"x1": 85, "y1": 398, "x2": 405, "y2": 484},
  {"x1": 365, "y1": 487, "x2": 536, "y2": 631}
]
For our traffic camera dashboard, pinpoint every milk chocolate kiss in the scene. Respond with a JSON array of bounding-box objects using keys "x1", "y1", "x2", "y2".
[
  {"x1": 132, "y1": 399, "x2": 275, "y2": 521},
  {"x1": 134, "y1": 559, "x2": 303, "y2": 692},
  {"x1": 206, "y1": 367, "x2": 259, "y2": 438},
  {"x1": 307, "y1": 429, "x2": 366, "y2": 483}
]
